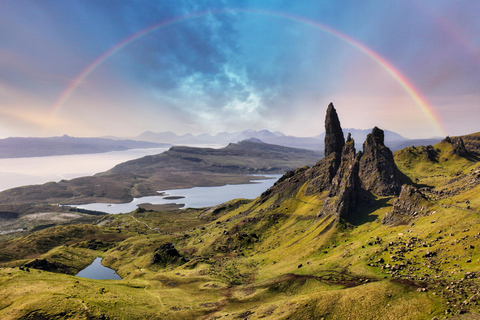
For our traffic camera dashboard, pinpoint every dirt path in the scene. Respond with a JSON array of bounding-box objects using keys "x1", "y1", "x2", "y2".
[{"x1": 130, "y1": 216, "x2": 160, "y2": 233}]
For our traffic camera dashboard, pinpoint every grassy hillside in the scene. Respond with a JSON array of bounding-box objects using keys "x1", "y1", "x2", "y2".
[{"x1": 0, "y1": 134, "x2": 479, "y2": 319}]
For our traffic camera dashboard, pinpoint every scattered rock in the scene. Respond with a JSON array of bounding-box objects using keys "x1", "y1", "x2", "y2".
[{"x1": 383, "y1": 185, "x2": 430, "y2": 225}]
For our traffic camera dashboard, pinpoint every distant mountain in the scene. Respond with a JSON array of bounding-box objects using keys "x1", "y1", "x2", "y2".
[
  {"x1": 134, "y1": 128, "x2": 441, "y2": 152},
  {"x1": 0, "y1": 135, "x2": 170, "y2": 158},
  {"x1": 136, "y1": 129, "x2": 283, "y2": 145}
]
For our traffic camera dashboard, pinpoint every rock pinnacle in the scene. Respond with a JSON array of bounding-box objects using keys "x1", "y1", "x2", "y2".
[{"x1": 324, "y1": 103, "x2": 345, "y2": 157}]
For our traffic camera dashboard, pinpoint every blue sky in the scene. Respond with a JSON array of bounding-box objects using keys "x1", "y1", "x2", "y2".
[{"x1": 0, "y1": 1, "x2": 478, "y2": 139}]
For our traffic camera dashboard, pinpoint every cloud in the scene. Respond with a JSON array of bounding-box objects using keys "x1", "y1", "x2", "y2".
[{"x1": 0, "y1": 1, "x2": 479, "y2": 138}]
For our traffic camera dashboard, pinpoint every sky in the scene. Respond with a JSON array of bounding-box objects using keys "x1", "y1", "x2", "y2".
[{"x1": 0, "y1": 1, "x2": 478, "y2": 139}]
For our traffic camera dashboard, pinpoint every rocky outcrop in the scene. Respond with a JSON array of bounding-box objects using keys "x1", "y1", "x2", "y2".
[
  {"x1": 422, "y1": 145, "x2": 438, "y2": 162},
  {"x1": 259, "y1": 104, "x2": 406, "y2": 221},
  {"x1": 320, "y1": 134, "x2": 361, "y2": 218},
  {"x1": 461, "y1": 133, "x2": 480, "y2": 155},
  {"x1": 150, "y1": 243, "x2": 186, "y2": 267},
  {"x1": 359, "y1": 127, "x2": 403, "y2": 196},
  {"x1": 24, "y1": 258, "x2": 71, "y2": 274},
  {"x1": 443, "y1": 136, "x2": 469, "y2": 157},
  {"x1": 382, "y1": 184, "x2": 430, "y2": 225},
  {"x1": 324, "y1": 103, "x2": 345, "y2": 157},
  {"x1": 320, "y1": 125, "x2": 403, "y2": 218}
]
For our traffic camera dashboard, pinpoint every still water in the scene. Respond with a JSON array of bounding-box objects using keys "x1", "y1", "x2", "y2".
[
  {"x1": 73, "y1": 175, "x2": 281, "y2": 214},
  {"x1": 76, "y1": 257, "x2": 122, "y2": 280},
  {"x1": 0, "y1": 147, "x2": 170, "y2": 191}
]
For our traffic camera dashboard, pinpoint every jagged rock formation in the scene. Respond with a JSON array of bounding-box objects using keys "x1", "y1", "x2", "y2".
[
  {"x1": 260, "y1": 103, "x2": 405, "y2": 221},
  {"x1": 319, "y1": 122, "x2": 402, "y2": 218},
  {"x1": 422, "y1": 145, "x2": 439, "y2": 162},
  {"x1": 359, "y1": 127, "x2": 403, "y2": 196},
  {"x1": 461, "y1": 133, "x2": 480, "y2": 155},
  {"x1": 320, "y1": 134, "x2": 361, "y2": 218},
  {"x1": 382, "y1": 184, "x2": 430, "y2": 225},
  {"x1": 324, "y1": 103, "x2": 345, "y2": 157}
]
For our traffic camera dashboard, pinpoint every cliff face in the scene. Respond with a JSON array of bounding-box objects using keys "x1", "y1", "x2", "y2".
[
  {"x1": 359, "y1": 127, "x2": 403, "y2": 196},
  {"x1": 319, "y1": 134, "x2": 361, "y2": 219}
]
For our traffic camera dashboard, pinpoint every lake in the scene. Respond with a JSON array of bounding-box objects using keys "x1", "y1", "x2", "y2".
[
  {"x1": 76, "y1": 257, "x2": 122, "y2": 280},
  {"x1": 0, "y1": 147, "x2": 171, "y2": 191},
  {"x1": 73, "y1": 175, "x2": 281, "y2": 214}
]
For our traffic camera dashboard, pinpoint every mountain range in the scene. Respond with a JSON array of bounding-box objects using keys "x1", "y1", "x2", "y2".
[
  {"x1": 0, "y1": 129, "x2": 441, "y2": 159},
  {"x1": 135, "y1": 128, "x2": 442, "y2": 152}
]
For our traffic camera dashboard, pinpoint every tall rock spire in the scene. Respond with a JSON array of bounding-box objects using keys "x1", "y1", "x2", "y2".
[{"x1": 324, "y1": 103, "x2": 345, "y2": 157}]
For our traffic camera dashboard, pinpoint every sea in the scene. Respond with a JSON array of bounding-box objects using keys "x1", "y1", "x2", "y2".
[{"x1": 0, "y1": 147, "x2": 170, "y2": 192}]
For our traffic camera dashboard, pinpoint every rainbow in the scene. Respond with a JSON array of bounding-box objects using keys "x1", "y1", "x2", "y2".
[{"x1": 49, "y1": 9, "x2": 446, "y2": 135}]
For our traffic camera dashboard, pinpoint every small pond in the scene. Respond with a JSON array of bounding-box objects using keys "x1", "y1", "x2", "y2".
[{"x1": 76, "y1": 257, "x2": 122, "y2": 280}]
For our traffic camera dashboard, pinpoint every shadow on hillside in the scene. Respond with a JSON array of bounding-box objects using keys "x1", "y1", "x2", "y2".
[
  {"x1": 399, "y1": 168, "x2": 435, "y2": 191},
  {"x1": 346, "y1": 193, "x2": 392, "y2": 226},
  {"x1": 465, "y1": 153, "x2": 480, "y2": 162}
]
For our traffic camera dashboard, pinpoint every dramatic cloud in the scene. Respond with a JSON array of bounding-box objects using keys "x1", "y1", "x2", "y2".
[{"x1": 0, "y1": 0, "x2": 478, "y2": 138}]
